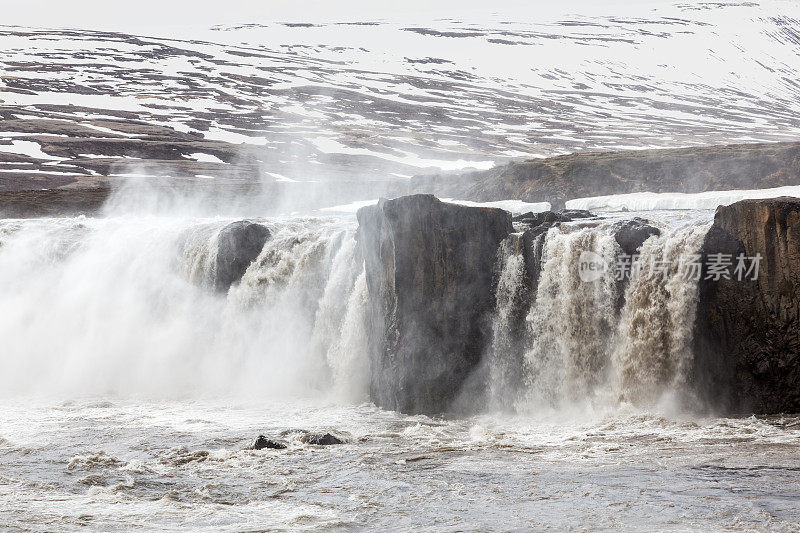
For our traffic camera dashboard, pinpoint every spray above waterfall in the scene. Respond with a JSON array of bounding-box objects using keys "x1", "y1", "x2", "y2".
[{"x1": 0, "y1": 216, "x2": 369, "y2": 400}]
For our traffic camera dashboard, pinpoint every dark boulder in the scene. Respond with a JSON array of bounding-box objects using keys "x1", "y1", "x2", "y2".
[
  {"x1": 612, "y1": 217, "x2": 660, "y2": 257},
  {"x1": 692, "y1": 197, "x2": 800, "y2": 414},
  {"x1": 611, "y1": 217, "x2": 661, "y2": 311},
  {"x1": 357, "y1": 194, "x2": 513, "y2": 415},
  {"x1": 214, "y1": 220, "x2": 270, "y2": 292},
  {"x1": 302, "y1": 433, "x2": 345, "y2": 446},
  {"x1": 252, "y1": 435, "x2": 287, "y2": 450}
]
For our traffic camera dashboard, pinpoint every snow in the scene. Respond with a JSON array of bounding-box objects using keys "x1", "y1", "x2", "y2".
[
  {"x1": 441, "y1": 198, "x2": 550, "y2": 213},
  {"x1": 80, "y1": 123, "x2": 137, "y2": 138},
  {"x1": 318, "y1": 197, "x2": 549, "y2": 214},
  {"x1": 310, "y1": 136, "x2": 495, "y2": 171},
  {"x1": 0, "y1": 140, "x2": 60, "y2": 160},
  {"x1": 318, "y1": 199, "x2": 379, "y2": 214},
  {"x1": 186, "y1": 153, "x2": 225, "y2": 164},
  {"x1": 565, "y1": 187, "x2": 800, "y2": 212}
]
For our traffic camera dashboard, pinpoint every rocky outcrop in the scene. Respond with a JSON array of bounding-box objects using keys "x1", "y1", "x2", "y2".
[
  {"x1": 512, "y1": 209, "x2": 593, "y2": 226},
  {"x1": 5, "y1": 141, "x2": 800, "y2": 218},
  {"x1": 214, "y1": 221, "x2": 270, "y2": 292},
  {"x1": 612, "y1": 217, "x2": 660, "y2": 258},
  {"x1": 692, "y1": 197, "x2": 800, "y2": 414},
  {"x1": 410, "y1": 142, "x2": 800, "y2": 206},
  {"x1": 0, "y1": 188, "x2": 110, "y2": 218},
  {"x1": 357, "y1": 194, "x2": 513, "y2": 415}
]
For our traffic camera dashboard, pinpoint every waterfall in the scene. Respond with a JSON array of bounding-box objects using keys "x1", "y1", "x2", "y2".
[
  {"x1": 522, "y1": 224, "x2": 619, "y2": 409},
  {"x1": 487, "y1": 216, "x2": 712, "y2": 413},
  {"x1": 487, "y1": 234, "x2": 529, "y2": 409},
  {"x1": 612, "y1": 225, "x2": 709, "y2": 405},
  {"x1": 0, "y1": 216, "x2": 369, "y2": 399},
  {"x1": 326, "y1": 272, "x2": 369, "y2": 402},
  {"x1": 1, "y1": 209, "x2": 710, "y2": 412}
]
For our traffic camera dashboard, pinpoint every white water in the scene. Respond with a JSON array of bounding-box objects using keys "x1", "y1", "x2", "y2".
[
  {"x1": 612, "y1": 226, "x2": 710, "y2": 406},
  {"x1": 487, "y1": 214, "x2": 713, "y2": 414},
  {"x1": 0, "y1": 215, "x2": 367, "y2": 399},
  {"x1": 523, "y1": 224, "x2": 620, "y2": 408},
  {"x1": 1, "y1": 210, "x2": 799, "y2": 530}
]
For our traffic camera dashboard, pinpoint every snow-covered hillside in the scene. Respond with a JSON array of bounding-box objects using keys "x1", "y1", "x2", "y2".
[{"x1": 1, "y1": 1, "x2": 799, "y2": 194}]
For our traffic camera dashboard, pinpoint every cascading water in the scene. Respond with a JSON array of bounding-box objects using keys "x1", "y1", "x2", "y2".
[
  {"x1": 487, "y1": 214, "x2": 712, "y2": 413},
  {"x1": 612, "y1": 225, "x2": 710, "y2": 406},
  {"x1": 0, "y1": 216, "x2": 368, "y2": 400},
  {"x1": 523, "y1": 223, "x2": 620, "y2": 408},
  {"x1": 487, "y1": 234, "x2": 529, "y2": 410}
]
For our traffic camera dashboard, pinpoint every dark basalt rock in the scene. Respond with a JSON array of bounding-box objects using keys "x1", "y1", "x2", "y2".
[
  {"x1": 610, "y1": 217, "x2": 661, "y2": 312},
  {"x1": 692, "y1": 197, "x2": 800, "y2": 414},
  {"x1": 357, "y1": 194, "x2": 513, "y2": 415},
  {"x1": 253, "y1": 435, "x2": 287, "y2": 450},
  {"x1": 302, "y1": 433, "x2": 345, "y2": 446},
  {"x1": 511, "y1": 209, "x2": 593, "y2": 226},
  {"x1": 612, "y1": 217, "x2": 660, "y2": 257},
  {"x1": 214, "y1": 221, "x2": 270, "y2": 292}
]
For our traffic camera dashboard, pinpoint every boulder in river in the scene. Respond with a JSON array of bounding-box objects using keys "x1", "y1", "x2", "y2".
[
  {"x1": 612, "y1": 217, "x2": 660, "y2": 257},
  {"x1": 302, "y1": 433, "x2": 345, "y2": 446},
  {"x1": 252, "y1": 435, "x2": 287, "y2": 450},
  {"x1": 611, "y1": 217, "x2": 661, "y2": 311}
]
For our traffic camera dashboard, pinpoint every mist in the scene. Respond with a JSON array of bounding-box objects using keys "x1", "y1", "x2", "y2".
[{"x1": 0, "y1": 213, "x2": 369, "y2": 401}]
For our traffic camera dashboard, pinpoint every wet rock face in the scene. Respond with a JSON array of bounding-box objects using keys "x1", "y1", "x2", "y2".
[
  {"x1": 357, "y1": 195, "x2": 513, "y2": 415},
  {"x1": 214, "y1": 221, "x2": 270, "y2": 292},
  {"x1": 692, "y1": 197, "x2": 800, "y2": 414},
  {"x1": 512, "y1": 209, "x2": 593, "y2": 226}
]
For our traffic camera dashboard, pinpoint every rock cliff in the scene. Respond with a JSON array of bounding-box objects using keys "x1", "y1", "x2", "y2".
[
  {"x1": 409, "y1": 142, "x2": 800, "y2": 207},
  {"x1": 692, "y1": 197, "x2": 800, "y2": 413},
  {"x1": 357, "y1": 195, "x2": 513, "y2": 414}
]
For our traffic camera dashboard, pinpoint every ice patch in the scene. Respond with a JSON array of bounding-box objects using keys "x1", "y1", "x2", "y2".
[
  {"x1": 565, "y1": 187, "x2": 800, "y2": 212},
  {"x1": 310, "y1": 137, "x2": 494, "y2": 171},
  {"x1": 264, "y1": 171, "x2": 298, "y2": 183}
]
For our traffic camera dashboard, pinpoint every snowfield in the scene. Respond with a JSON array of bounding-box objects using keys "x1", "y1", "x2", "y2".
[{"x1": 1, "y1": 1, "x2": 800, "y2": 192}]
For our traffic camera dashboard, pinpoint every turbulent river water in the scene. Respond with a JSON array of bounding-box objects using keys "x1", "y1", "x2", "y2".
[{"x1": 1, "y1": 210, "x2": 799, "y2": 531}]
